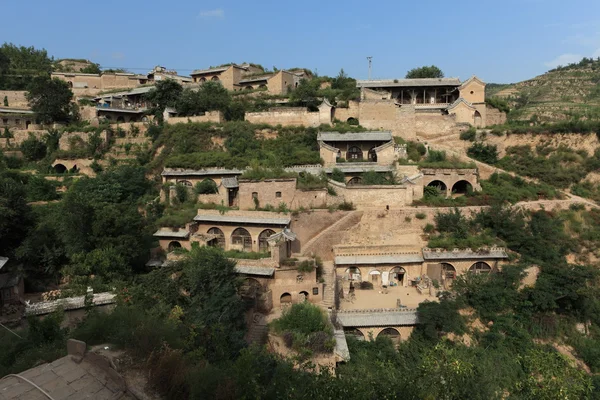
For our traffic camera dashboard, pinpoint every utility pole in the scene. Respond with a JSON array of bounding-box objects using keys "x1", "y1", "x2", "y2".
[{"x1": 367, "y1": 56, "x2": 372, "y2": 80}]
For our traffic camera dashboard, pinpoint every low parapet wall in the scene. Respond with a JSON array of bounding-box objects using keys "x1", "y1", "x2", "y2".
[
  {"x1": 329, "y1": 179, "x2": 414, "y2": 208},
  {"x1": 245, "y1": 109, "x2": 322, "y2": 127},
  {"x1": 167, "y1": 111, "x2": 223, "y2": 124}
]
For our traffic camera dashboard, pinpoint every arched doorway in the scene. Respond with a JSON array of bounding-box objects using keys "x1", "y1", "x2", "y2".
[
  {"x1": 207, "y1": 227, "x2": 225, "y2": 249},
  {"x1": 168, "y1": 241, "x2": 182, "y2": 252},
  {"x1": 245, "y1": 85, "x2": 253, "y2": 90},
  {"x1": 344, "y1": 328, "x2": 365, "y2": 341},
  {"x1": 347, "y1": 146, "x2": 363, "y2": 161},
  {"x1": 378, "y1": 327, "x2": 401, "y2": 342},
  {"x1": 347, "y1": 176, "x2": 362, "y2": 186},
  {"x1": 389, "y1": 267, "x2": 405, "y2": 286},
  {"x1": 280, "y1": 292, "x2": 292, "y2": 304},
  {"x1": 345, "y1": 267, "x2": 362, "y2": 282},
  {"x1": 347, "y1": 117, "x2": 359, "y2": 125},
  {"x1": 474, "y1": 110, "x2": 482, "y2": 127},
  {"x1": 426, "y1": 180, "x2": 447, "y2": 195},
  {"x1": 240, "y1": 278, "x2": 263, "y2": 299},
  {"x1": 441, "y1": 263, "x2": 456, "y2": 287},
  {"x1": 211, "y1": 76, "x2": 220, "y2": 81},
  {"x1": 299, "y1": 291, "x2": 309, "y2": 301},
  {"x1": 53, "y1": 164, "x2": 67, "y2": 174},
  {"x1": 452, "y1": 180, "x2": 473, "y2": 195},
  {"x1": 369, "y1": 270, "x2": 381, "y2": 285},
  {"x1": 469, "y1": 262, "x2": 492, "y2": 274},
  {"x1": 368, "y1": 147, "x2": 377, "y2": 162},
  {"x1": 258, "y1": 229, "x2": 275, "y2": 253},
  {"x1": 231, "y1": 228, "x2": 252, "y2": 252}
]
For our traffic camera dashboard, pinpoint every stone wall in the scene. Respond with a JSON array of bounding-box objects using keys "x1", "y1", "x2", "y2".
[
  {"x1": 58, "y1": 131, "x2": 110, "y2": 151},
  {"x1": 332, "y1": 100, "x2": 360, "y2": 122},
  {"x1": 329, "y1": 179, "x2": 414, "y2": 208},
  {"x1": 166, "y1": 111, "x2": 223, "y2": 124},
  {"x1": 0, "y1": 130, "x2": 45, "y2": 149},
  {"x1": 238, "y1": 179, "x2": 329, "y2": 210},
  {"x1": 52, "y1": 158, "x2": 96, "y2": 176},
  {"x1": 485, "y1": 104, "x2": 507, "y2": 125},
  {"x1": 0, "y1": 91, "x2": 28, "y2": 108},
  {"x1": 245, "y1": 108, "x2": 322, "y2": 127}
]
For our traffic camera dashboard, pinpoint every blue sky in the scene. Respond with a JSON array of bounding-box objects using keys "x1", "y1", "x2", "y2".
[{"x1": 1, "y1": 0, "x2": 599, "y2": 83}]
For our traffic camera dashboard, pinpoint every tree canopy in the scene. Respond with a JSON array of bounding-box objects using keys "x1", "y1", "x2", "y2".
[
  {"x1": 144, "y1": 79, "x2": 183, "y2": 119},
  {"x1": 405, "y1": 65, "x2": 444, "y2": 79},
  {"x1": 0, "y1": 43, "x2": 53, "y2": 90},
  {"x1": 26, "y1": 76, "x2": 74, "y2": 124},
  {"x1": 176, "y1": 81, "x2": 231, "y2": 116}
]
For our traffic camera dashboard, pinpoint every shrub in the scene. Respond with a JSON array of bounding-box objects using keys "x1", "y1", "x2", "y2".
[
  {"x1": 404, "y1": 216, "x2": 412, "y2": 222},
  {"x1": 331, "y1": 168, "x2": 345, "y2": 183},
  {"x1": 282, "y1": 331, "x2": 294, "y2": 348},
  {"x1": 20, "y1": 133, "x2": 47, "y2": 161},
  {"x1": 174, "y1": 184, "x2": 188, "y2": 204},
  {"x1": 194, "y1": 179, "x2": 218, "y2": 195},
  {"x1": 271, "y1": 302, "x2": 331, "y2": 336},
  {"x1": 415, "y1": 212, "x2": 427, "y2": 220},
  {"x1": 337, "y1": 201, "x2": 355, "y2": 211},
  {"x1": 460, "y1": 127, "x2": 477, "y2": 141},
  {"x1": 306, "y1": 331, "x2": 335, "y2": 353},
  {"x1": 468, "y1": 142, "x2": 498, "y2": 164},
  {"x1": 359, "y1": 281, "x2": 374, "y2": 290},
  {"x1": 297, "y1": 260, "x2": 315, "y2": 273},
  {"x1": 423, "y1": 223, "x2": 435, "y2": 233}
]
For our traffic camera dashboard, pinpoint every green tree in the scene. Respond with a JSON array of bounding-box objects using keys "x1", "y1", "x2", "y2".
[
  {"x1": 176, "y1": 82, "x2": 231, "y2": 116},
  {"x1": 331, "y1": 168, "x2": 345, "y2": 183},
  {"x1": 406, "y1": 65, "x2": 444, "y2": 79},
  {"x1": 290, "y1": 78, "x2": 321, "y2": 110},
  {"x1": 20, "y1": 133, "x2": 47, "y2": 161},
  {"x1": 145, "y1": 79, "x2": 183, "y2": 120},
  {"x1": 0, "y1": 174, "x2": 32, "y2": 258},
  {"x1": 0, "y1": 43, "x2": 53, "y2": 90},
  {"x1": 3, "y1": 95, "x2": 7, "y2": 107},
  {"x1": 26, "y1": 76, "x2": 74, "y2": 123},
  {"x1": 80, "y1": 63, "x2": 101, "y2": 74}
]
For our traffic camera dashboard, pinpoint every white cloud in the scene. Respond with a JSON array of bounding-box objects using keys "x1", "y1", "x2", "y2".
[
  {"x1": 198, "y1": 8, "x2": 224, "y2": 18},
  {"x1": 544, "y1": 53, "x2": 583, "y2": 68}
]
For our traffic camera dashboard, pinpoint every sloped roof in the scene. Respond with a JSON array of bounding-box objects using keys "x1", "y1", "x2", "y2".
[
  {"x1": 459, "y1": 75, "x2": 485, "y2": 88},
  {"x1": 335, "y1": 253, "x2": 424, "y2": 265},
  {"x1": 447, "y1": 97, "x2": 475, "y2": 110},
  {"x1": 190, "y1": 66, "x2": 230, "y2": 75},
  {"x1": 357, "y1": 78, "x2": 461, "y2": 88},
  {"x1": 337, "y1": 310, "x2": 419, "y2": 327},
  {"x1": 267, "y1": 228, "x2": 297, "y2": 243},
  {"x1": 193, "y1": 212, "x2": 290, "y2": 226},
  {"x1": 239, "y1": 74, "x2": 273, "y2": 84},
  {"x1": 222, "y1": 176, "x2": 239, "y2": 188},
  {"x1": 318, "y1": 131, "x2": 392, "y2": 142}
]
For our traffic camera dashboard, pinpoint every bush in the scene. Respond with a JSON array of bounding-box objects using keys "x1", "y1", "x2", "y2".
[
  {"x1": 415, "y1": 212, "x2": 427, "y2": 220},
  {"x1": 337, "y1": 201, "x2": 355, "y2": 211},
  {"x1": 271, "y1": 302, "x2": 331, "y2": 336},
  {"x1": 20, "y1": 133, "x2": 47, "y2": 161},
  {"x1": 359, "y1": 281, "x2": 374, "y2": 290},
  {"x1": 468, "y1": 142, "x2": 498, "y2": 164},
  {"x1": 297, "y1": 260, "x2": 315, "y2": 273},
  {"x1": 306, "y1": 331, "x2": 335, "y2": 353},
  {"x1": 331, "y1": 168, "x2": 345, "y2": 183},
  {"x1": 174, "y1": 184, "x2": 188, "y2": 204},
  {"x1": 460, "y1": 127, "x2": 477, "y2": 141},
  {"x1": 194, "y1": 179, "x2": 218, "y2": 195},
  {"x1": 282, "y1": 331, "x2": 294, "y2": 348},
  {"x1": 423, "y1": 223, "x2": 435, "y2": 233}
]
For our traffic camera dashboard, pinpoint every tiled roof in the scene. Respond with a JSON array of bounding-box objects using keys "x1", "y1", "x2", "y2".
[
  {"x1": 190, "y1": 66, "x2": 230, "y2": 75},
  {"x1": 239, "y1": 75, "x2": 273, "y2": 84},
  {"x1": 422, "y1": 248, "x2": 509, "y2": 260},
  {"x1": 335, "y1": 253, "x2": 424, "y2": 265},
  {"x1": 153, "y1": 229, "x2": 190, "y2": 239},
  {"x1": 267, "y1": 228, "x2": 297, "y2": 243},
  {"x1": 447, "y1": 97, "x2": 475, "y2": 110},
  {"x1": 0, "y1": 107, "x2": 34, "y2": 114},
  {"x1": 235, "y1": 265, "x2": 275, "y2": 276},
  {"x1": 222, "y1": 176, "x2": 239, "y2": 188},
  {"x1": 193, "y1": 212, "x2": 290, "y2": 226},
  {"x1": 337, "y1": 309, "x2": 419, "y2": 327},
  {"x1": 318, "y1": 131, "x2": 392, "y2": 142},
  {"x1": 356, "y1": 78, "x2": 461, "y2": 88},
  {"x1": 324, "y1": 165, "x2": 394, "y2": 174},
  {"x1": 161, "y1": 168, "x2": 243, "y2": 177}
]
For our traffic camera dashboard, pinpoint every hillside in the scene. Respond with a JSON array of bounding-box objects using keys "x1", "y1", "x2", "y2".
[{"x1": 491, "y1": 57, "x2": 600, "y2": 122}]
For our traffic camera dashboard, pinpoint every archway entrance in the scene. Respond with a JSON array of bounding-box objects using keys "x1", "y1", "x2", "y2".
[
  {"x1": 53, "y1": 164, "x2": 67, "y2": 174},
  {"x1": 240, "y1": 278, "x2": 263, "y2": 299},
  {"x1": 347, "y1": 117, "x2": 359, "y2": 125},
  {"x1": 469, "y1": 262, "x2": 492, "y2": 274},
  {"x1": 368, "y1": 147, "x2": 377, "y2": 162},
  {"x1": 452, "y1": 180, "x2": 472, "y2": 195},
  {"x1": 207, "y1": 227, "x2": 225, "y2": 249},
  {"x1": 299, "y1": 291, "x2": 309, "y2": 302},
  {"x1": 258, "y1": 229, "x2": 276, "y2": 253},
  {"x1": 347, "y1": 146, "x2": 363, "y2": 161},
  {"x1": 231, "y1": 228, "x2": 252, "y2": 252},
  {"x1": 347, "y1": 176, "x2": 362, "y2": 186},
  {"x1": 441, "y1": 263, "x2": 456, "y2": 287},
  {"x1": 378, "y1": 328, "x2": 401, "y2": 343},
  {"x1": 426, "y1": 180, "x2": 447, "y2": 195},
  {"x1": 344, "y1": 328, "x2": 365, "y2": 341},
  {"x1": 369, "y1": 270, "x2": 381, "y2": 285},
  {"x1": 474, "y1": 110, "x2": 482, "y2": 127},
  {"x1": 389, "y1": 267, "x2": 405, "y2": 286},
  {"x1": 168, "y1": 241, "x2": 182, "y2": 252},
  {"x1": 345, "y1": 267, "x2": 362, "y2": 282},
  {"x1": 280, "y1": 292, "x2": 292, "y2": 304}
]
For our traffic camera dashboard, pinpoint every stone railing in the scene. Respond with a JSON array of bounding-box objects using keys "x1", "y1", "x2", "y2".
[
  {"x1": 25, "y1": 292, "x2": 116, "y2": 316},
  {"x1": 336, "y1": 308, "x2": 418, "y2": 314}
]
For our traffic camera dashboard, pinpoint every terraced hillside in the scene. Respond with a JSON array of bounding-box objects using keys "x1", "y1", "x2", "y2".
[{"x1": 490, "y1": 58, "x2": 600, "y2": 122}]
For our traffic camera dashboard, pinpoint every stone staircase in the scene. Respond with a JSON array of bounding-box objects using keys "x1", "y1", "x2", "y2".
[
  {"x1": 320, "y1": 260, "x2": 336, "y2": 309},
  {"x1": 300, "y1": 211, "x2": 364, "y2": 258},
  {"x1": 245, "y1": 312, "x2": 269, "y2": 345}
]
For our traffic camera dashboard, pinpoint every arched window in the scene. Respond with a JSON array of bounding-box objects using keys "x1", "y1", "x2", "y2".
[
  {"x1": 245, "y1": 85, "x2": 253, "y2": 90},
  {"x1": 474, "y1": 110, "x2": 482, "y2": 127},
  {"x1": 211, "y1": 76, "x2": 220, "y2": 81},
  {"x1": 231, "y1": 228, "x2": 252, "y2": 252},
  {"x1": 168, "y1": 241, "x2": 182, "y2": 252},
  {"x1": 258, "y1": 84, "x2": 267, "y2": 90},
  {"x1": 344, "y1": 328, "x2": 365, "y2": 341},
  {"x1": 200, "y1": 77, "x2": 207, "y2": 82},
  {"x1": 207, "y1": 227, "x2": 225, "y2": 249},
  {"x1": 347, "y1": 146, "x2": 363, "y2": 160},
  {"x1": 426, "y1": 180, "x2": 447, "y2": 195},
  {"x1": 280, "y1": 292, "x2": 292, "y2": 304},
  {"x1": 299, "y1": 291, "x2": 309, "y2": 301},
  {"x1": 469, "y1": 262, "x2": 492, "y2": 274},
  {"x1": 258, "y1": 229, "x2": 275, "y2": 253},
  {"x1": 369, "y1": 270, "x2": 381, "y2": 284},
  {"x1": 347, "y1": 176, "x2": 362, "y2": 186},
  {"x1": 177, "y1": 180, "x2": 193, "y2": 187}
]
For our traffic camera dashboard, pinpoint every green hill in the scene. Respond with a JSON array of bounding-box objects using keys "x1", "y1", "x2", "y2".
[{"x1": 492, "y1": 57, "x2": 600, "y2": 122}]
